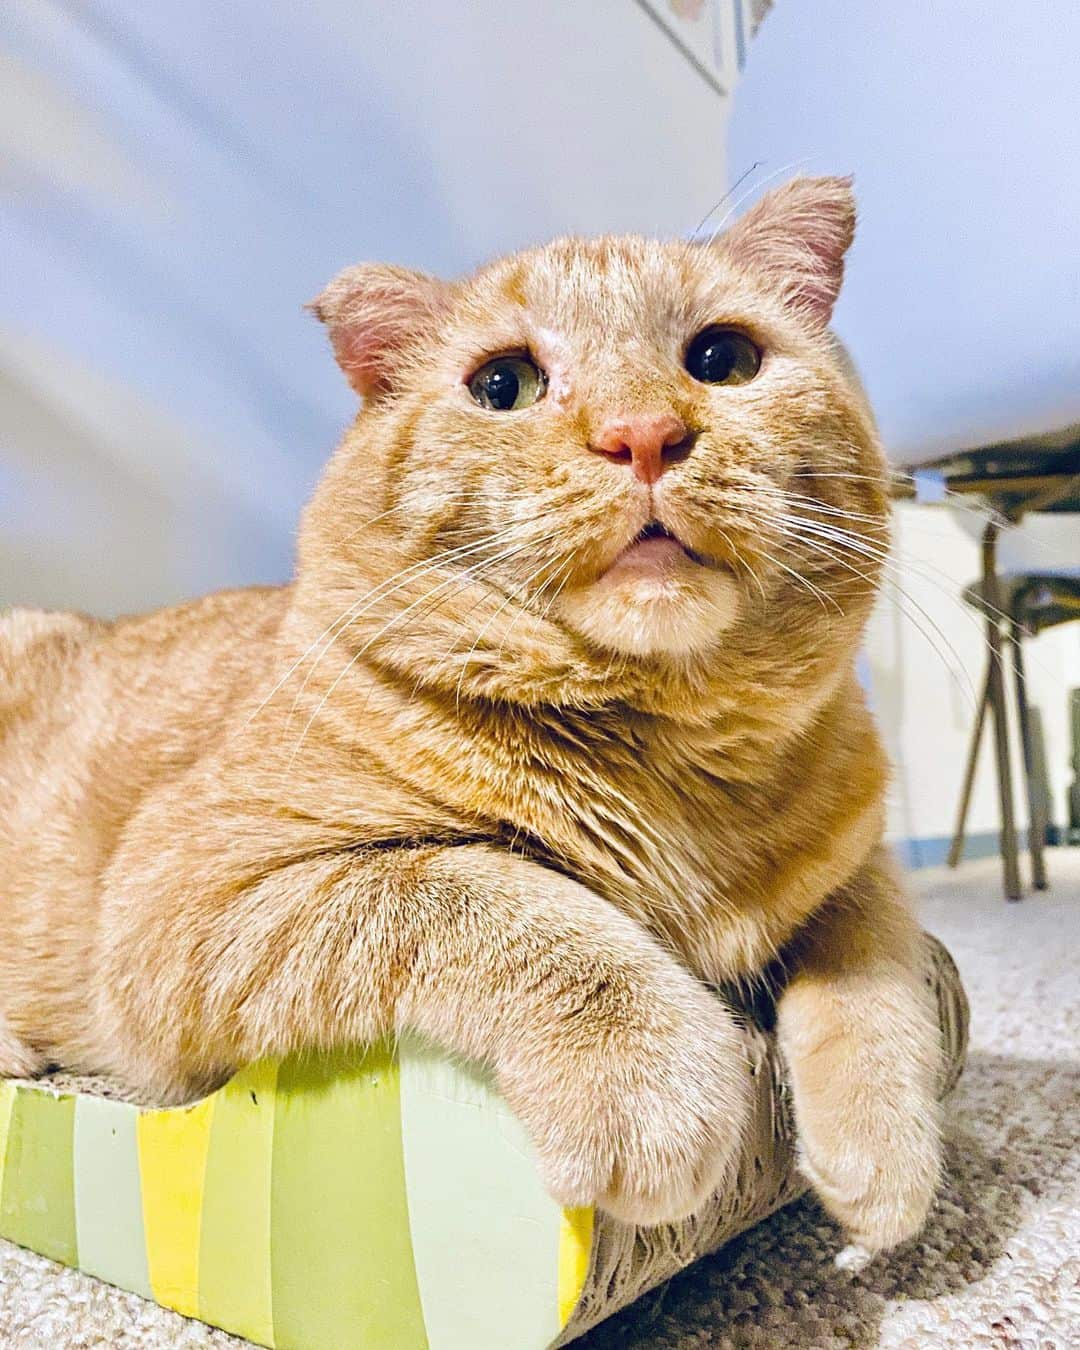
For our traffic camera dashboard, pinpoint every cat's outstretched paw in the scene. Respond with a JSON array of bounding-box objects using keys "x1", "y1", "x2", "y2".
[{"x1": 510, "y1": 982, "x2": 753, "y2": 1227}]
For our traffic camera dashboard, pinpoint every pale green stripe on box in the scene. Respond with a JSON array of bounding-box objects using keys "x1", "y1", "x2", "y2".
[
  {"x1": 74, "y1": 1096, "x2": 151, "y2": 1298},
  {"x1": 399, "y1": 1037, "x2": 564, "y2": 1350},
  {"x1": 271, "y1": 1043, "x2": 427, "y2": 1349},
  {"x1": 0, "y1": 1081, "x2": 15, "y2": 1203},
  {"x1": 0, "y1": 1087, "x2": 77, "y2": 1266},
  {"x1": 198, "y1": 1059, "x2": 277, "y2": 1347}
]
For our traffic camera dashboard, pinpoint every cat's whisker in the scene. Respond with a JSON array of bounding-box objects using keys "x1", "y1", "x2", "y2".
[
  {"x1": 247, "y1": 509, "x2": 564, "y2": 727},
  {"x1": 279, "y1": 529, "x2": 545, "y2": 741},
  {"x1": 536, "y1": 559, "x2": 576, "y2": 629},
  {"x1": 808, "y1": 525, "x2": 1062, "y2": 688},
  {"x1": 496, "y1": 554, "x2": 577, "y2": 660},
  {"x1": 287, "y1": 532, "x2": 550, "y2": 765},
  {"x1": 722, "y1": 485, "x2": 887, "y2": 528},
  {"x1": 788, "y1": 468, "x2": 1013, "y2": 533},
  {"x1": 363, "y1": 514, "x2": 574, "y2": 678},
  {"x1": 711, "y1": 522, "x2": 767, "y2": 606},
  {"x1": 325, "y1": 528, "x2": 550, "y2": 685},
  {"x1": 773, "y1": 531, "x2": 980, "y2": 704},
  {"x1": 496, "y1": 554, "x2": 578, "y2": 672},
  {"x1": 281, "y1": 514, "x2": 563, "y2": 724},
  {"x1": 782, "y1": 512, "x2": 1018, "y2": 632},
  {"x1": 334, "y1": 490, "x2": 516, "y2": 547},
  {"x1": 772, "y1": 519, "x2": 987, "y2": 703},
  {"x1": 748, "y1": 543, "x2": 844, "y2": 617},
  {"x1": 452, "y1": 551, "x2": 569, "y2": 709},
  {"x1": 776, "y1": 509, "x2": 996, "y2": 612}
]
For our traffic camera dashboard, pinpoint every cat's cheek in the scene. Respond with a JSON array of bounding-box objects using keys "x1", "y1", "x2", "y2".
[{"x1": 558, "y1": 566, "x2": 741, "y2": 658}]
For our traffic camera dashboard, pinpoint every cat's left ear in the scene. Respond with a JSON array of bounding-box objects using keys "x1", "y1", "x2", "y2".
[
  {"x1": 715, "y1": 175, "x2": 855, "y2": 327},
  {"x1": 310, "y1": 263, "x2": 453, "y2": 398}
]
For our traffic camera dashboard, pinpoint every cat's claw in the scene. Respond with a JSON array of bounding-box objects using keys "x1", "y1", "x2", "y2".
[{"x1": 834, "y1": 1243, "x2": 872, "y2": 1273}]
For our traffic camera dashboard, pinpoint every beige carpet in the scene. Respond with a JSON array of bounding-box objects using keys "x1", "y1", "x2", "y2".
[{"x1": 2, "y1": 852, "x2": 1078, "y2": 1348}]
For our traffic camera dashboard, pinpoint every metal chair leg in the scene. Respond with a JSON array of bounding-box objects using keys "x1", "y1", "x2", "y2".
[
  {"x1": 982, "y1": 522, "x2": 1022, "y2": 900},
  {"x1": 1009, "y1": 621, "x2": 1049, "y2": 890},
  {"x1": 948, "y1": 657, "x2": 991, "y2": 868}
]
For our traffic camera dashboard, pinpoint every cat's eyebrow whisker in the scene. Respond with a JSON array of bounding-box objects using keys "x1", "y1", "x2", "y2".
[
  {"x1": 706, "y1": 155, "x2": 818, "y2": 245},
  {"x1": 687, "y1": 159, "x2": 764, "y2": 240}
]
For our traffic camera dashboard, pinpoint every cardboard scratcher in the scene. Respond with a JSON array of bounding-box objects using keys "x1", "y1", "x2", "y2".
[{"x1": 0, "y1": 936, "x2": 967, "y2": 1349}]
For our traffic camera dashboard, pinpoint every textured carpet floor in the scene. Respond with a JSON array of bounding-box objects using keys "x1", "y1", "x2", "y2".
[{"x1": 2, "y1": 852, "x2": 1078, "y2": 1347}]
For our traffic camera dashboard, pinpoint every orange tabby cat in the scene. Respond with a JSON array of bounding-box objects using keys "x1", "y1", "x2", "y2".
[{"x1": 0, "y1": 177, "x2": 941, "y2": 1262}]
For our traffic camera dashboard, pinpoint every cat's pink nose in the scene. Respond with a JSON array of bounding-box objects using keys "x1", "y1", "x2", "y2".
[{"x1": 591, "y1": 413, "x2": 692, "y2": 485}]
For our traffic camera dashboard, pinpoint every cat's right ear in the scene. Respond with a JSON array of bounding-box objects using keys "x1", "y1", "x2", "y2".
[
  {"x1": 309, "y1": 264, "x2": 453, "y2": 398},
  {"x1": 714, "y1": 175, "x2": 856, "y2": 328}
]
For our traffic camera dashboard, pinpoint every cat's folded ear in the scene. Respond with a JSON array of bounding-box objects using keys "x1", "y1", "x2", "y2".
[
  {"x1": 309, "y1": 264, "x2": 453, "y2": 397},
  {"x1": 715, "y1": 175, "x2": 856, "y2": 328}
]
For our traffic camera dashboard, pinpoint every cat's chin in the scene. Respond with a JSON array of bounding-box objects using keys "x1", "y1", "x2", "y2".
[{"x1": 558, "y1": 552, "x2": 742, "y2": 659}]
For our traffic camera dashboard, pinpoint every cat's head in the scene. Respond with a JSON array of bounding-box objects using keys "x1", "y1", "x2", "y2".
[{"x1": 300, "y1": 176, "x2": 888, "y2": 718}]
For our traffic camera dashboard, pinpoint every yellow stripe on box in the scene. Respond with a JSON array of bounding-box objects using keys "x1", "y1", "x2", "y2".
[
  {"x1": 136, "y1": 1097, "x2": 215, "y2": 1318},
  {"x1": 557, "y1": 1206, "x2": 594, "y2": 1327}
]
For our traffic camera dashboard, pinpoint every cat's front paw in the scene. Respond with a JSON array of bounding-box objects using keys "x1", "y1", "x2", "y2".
[
  {"x1": 508, "y1": 982, "x2": 752, "y2": 1227},
  {"x1": 799, "y1": 1103, "x2": 941, "y2": 1261}
]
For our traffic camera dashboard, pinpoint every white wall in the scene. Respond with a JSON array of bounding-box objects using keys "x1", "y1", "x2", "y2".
[
  {"x1": 2, "y1": 0, "x2": 740, "y2": 615},
  {"x1": 867, "y1": 504, "x2": 1080, "y2": 852},
  {"x1": 729, "y1": 0, "x2": 1080, "y2": 460}
]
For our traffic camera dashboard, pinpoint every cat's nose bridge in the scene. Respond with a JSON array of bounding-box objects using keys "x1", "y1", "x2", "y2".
[{"x1": 590, "y1": 412, "x2": 693, "y2": 485}]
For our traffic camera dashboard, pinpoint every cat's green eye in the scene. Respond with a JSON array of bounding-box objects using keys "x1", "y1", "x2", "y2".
[
  {"x1": 685, "y1": 327, "x2": 761, "y2": 386},
  {"x1": 468, "y1": 355, "x2": 547, "y2": 411}
]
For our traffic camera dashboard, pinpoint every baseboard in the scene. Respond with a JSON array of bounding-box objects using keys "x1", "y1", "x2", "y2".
[{"x1": 894, "y1": 830, "x2": 1001, "y2": 870}]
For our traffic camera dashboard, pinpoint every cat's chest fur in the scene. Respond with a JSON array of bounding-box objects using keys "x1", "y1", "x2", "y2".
[{"x1": 387, "y1": 692, "x2": 887, "y2": 985}]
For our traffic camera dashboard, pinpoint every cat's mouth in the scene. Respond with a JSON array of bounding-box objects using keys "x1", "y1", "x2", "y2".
[
  {"x1": 637, "y1": 520, "x2": 677, "y2": 544},
  {"x1": 573, "y1": 516, "x2": 742, "y2": 655},
  {"x1": 615, "y1": 520, "x2": 706, "y2": 569}
]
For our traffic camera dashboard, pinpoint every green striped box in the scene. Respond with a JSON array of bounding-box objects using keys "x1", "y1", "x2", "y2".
[
  {"x1": 0, "y1": 936, "x2": 969, "y2": 1348},
  {"x1": 0, "y1": 1040, "x2": 592, "y2": 1349}
]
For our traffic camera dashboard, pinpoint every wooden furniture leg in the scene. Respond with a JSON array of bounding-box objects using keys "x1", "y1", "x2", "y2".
[
  {"x1": 1009, "y1": 620, "x2": 1049, "y2": 890},
  {"x1": 947, "y1": 658, "x2": 991, "y2": 868},
  {"x1": 982, "y1": 522, "x2": 1022, "y2": 900}
]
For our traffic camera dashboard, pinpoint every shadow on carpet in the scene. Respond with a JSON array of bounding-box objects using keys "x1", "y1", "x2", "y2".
[{"x1": 577, "y1": 1052, "x2": 1080, "y2": 1348}]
